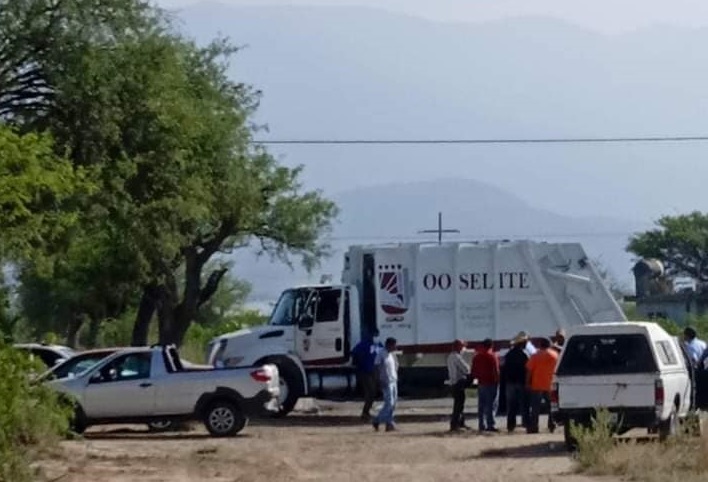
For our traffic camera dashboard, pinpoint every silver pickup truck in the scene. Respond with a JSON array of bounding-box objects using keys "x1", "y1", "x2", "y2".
[{"x1": 48, "y1": 345, "x2": 280, "y2": 437}]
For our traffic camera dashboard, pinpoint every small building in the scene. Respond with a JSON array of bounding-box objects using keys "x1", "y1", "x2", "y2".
[{"x1": 633, "y1": 258, "x2": 708, "y2": 324}]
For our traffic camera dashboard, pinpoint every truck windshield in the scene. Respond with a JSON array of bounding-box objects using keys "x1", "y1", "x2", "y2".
[
  {"x1": 269, "y1": 289, "x2": 307, "y2": 326},
  {"x1": 557, "y1": 334, "x2": 658, "y2": 376}
]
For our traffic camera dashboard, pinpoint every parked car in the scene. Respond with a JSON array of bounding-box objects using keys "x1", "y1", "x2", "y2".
[
  {"x1": 48, "y1": 345, "x2": 280, "y2": 436},
  {"x1": 36, "y1": 347, "x2": 172, "y2": 432},
  {"x1": 14, "y1": 343, "x2": 76, "y2": 369},
  {"x1": 552, "y1": 322, "x2": 693, "y2": 449}
]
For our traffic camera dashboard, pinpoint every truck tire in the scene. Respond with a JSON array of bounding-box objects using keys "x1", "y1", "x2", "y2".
[
  {"x1": 659, "y1": 407, "x2": 678, "y2": 442},
  {"x1": 147, "y1": 420, "x2": 175, "y2": 432},
  {"x1": 71, "y1": 405, "x2": 88, "y2": 435},
  {"x1": 564, "y1": 421, "x2": 578, "y2": 451},
  {"x1": 271, "y1": 361, "x2": 303, "y2": 418},
  {"x1": 204, "y1": 401, "x2": 247, "y2": 437}
]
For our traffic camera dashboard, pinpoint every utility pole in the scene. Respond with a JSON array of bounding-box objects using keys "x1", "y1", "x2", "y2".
[{"x1": 418, "y1": 212, "x2": 460, "y2": 244}]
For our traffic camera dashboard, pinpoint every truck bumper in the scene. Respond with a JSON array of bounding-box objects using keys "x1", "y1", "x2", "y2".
[
  {"x1": 241, "y1": 388, "x2": 280, "y2": 418},
  {"x1": 553, "y1": 407, "x2": 657, "y2": 429}
]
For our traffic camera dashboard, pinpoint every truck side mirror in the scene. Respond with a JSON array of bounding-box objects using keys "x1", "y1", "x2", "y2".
[{"x1": 298, "y1": 314, "x2": 315, "y2": 329}]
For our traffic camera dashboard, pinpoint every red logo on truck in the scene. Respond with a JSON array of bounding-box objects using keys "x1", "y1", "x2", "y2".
[{"x1": 378, "y1": 264, "x2": 409, "y2": 320}]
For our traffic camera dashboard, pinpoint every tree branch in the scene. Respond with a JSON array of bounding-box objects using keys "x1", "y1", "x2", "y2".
[
  {"x1": 197, "y1": 268, "x2": 228, "y2": 308},
  {"x1": 196, "y1": 219, "x2": 234, "y2": 264}
]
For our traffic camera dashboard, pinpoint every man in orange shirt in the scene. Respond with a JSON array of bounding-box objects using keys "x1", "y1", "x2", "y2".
[{"x1": 525, "y1": 337, "x2": 558, "y2": 434}]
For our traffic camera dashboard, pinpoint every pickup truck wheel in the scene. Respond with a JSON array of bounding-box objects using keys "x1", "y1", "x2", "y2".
[
  {"x1": 204, "y1": 401, "x2": 247, "y2": 437},
  {"x1": 563, "y1": 422, "x2": 578, "y2": 452},
  {"x1": 147, "y1": 420, "x2": 174, "y2": 432},
  {"x1": 659, "y1": 408, "x2": 678, "y2": 442},
  {"x1": 70, "y1": 405, "x2": 88, "y2": 435}
]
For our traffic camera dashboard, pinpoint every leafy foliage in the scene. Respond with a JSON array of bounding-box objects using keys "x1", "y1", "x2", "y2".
[
  {"x1": 628, "y1": 212, "x2": 708, "y2": 283},
  {"x1": 0, "y1": 126, "x2": 89, "y2": 260},
  {"x1": 0, "y1": 343, "x2": 72, "y2": 482}
]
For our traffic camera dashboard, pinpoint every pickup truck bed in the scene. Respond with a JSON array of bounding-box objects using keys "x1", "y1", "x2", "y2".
[{"x1": 48, "y1": 345, "x2": 280, "y2": 436}]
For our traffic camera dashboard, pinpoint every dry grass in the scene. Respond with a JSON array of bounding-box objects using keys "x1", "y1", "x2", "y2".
[{"x1": 574, "y1": 412, "x2": 708, "y2": 482}]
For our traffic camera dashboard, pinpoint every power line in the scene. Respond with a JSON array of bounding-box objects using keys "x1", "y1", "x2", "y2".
[
  {"x1": 255, "y1": 135, "x2": 708, "y2": 146},
  {"x1": 323, "y1": 230, "x2": 646, "y2": 241}
]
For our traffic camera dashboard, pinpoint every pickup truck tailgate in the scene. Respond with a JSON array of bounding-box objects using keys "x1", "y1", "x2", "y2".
[{"x1": 558, "y1": 374, "x2": 655, "y2": 409}]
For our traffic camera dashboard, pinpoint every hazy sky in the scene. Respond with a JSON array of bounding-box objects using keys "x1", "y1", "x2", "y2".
[{"x1": 159, "y1": 0, "x2": 708, "y2": 34}]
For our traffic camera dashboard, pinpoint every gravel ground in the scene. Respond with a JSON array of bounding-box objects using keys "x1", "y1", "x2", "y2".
[{"x1": 38, "y1": 398, "x2": 619, "y2": 482}]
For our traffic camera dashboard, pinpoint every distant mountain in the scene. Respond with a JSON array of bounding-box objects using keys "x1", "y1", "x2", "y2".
[
  {"x1": 234, "y1": 178, "x2": 646, "y2": 307},
  {"x1": 161, "y1": 3, "x2": 706, "y2": 307}
]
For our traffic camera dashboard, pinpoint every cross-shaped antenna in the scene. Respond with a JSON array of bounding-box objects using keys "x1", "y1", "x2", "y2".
[{"x1": 418, "y1": 212, "x2": 460, "y2": 244}]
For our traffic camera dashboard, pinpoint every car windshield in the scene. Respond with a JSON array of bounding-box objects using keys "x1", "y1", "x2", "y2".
[
  {"x1": 46, "y1": 352, "x2": 116, "y2": 380},
  {"x1": 557, "y1": 333, "x2": 658, "y2": 376}
]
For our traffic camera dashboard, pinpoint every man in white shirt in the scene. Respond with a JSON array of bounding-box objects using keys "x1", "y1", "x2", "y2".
[
  {"x1": 373, "y1": 337, "x2": 399, "y2": 432},
  {"x1": 447, "y1": 339, "x2": 470, "y2": 431},
  {"x1": 684, "y1": 327, "x2": 707, "y2": 365}
]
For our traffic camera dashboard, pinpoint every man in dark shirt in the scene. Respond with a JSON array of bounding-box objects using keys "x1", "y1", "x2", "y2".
[
  {"x1": 504, "y1": 334, "x2": 530, "y2": 432},
  {"x1": 472, "y1": 338, "x2": 500, "y2": 432},
  {"x1": 351, "y1": 330, "x2": 382, "y2": 419}
]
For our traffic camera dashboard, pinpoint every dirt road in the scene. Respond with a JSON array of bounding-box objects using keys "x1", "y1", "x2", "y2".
[{"x1": 39, "y1": 399, "x2": 614, "y2": 482}]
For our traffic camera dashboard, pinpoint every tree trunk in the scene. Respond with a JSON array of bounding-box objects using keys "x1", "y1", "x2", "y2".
[
  {"x1": 155, "y1": 242, "x2": 230, "y2": 347},
  {"x1": 86, "y1": 317, "x2": 101, "y2": 348},
  {"x1": 157, "y1": 250, "x2": 202, "y2": 347},
  {"x1": 131, "y1": 284, "x2": 159, "y2": 346},
  {"x1": 66, "y1": 314, "x2": 84, "y2": 348},
  {"x1": 157, "y1": 284, "x2": 180, "y2": 346}
]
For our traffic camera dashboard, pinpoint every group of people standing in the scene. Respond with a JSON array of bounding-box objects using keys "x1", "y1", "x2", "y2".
[
  {"x1": 351, "y1": 328, "x2": 566, "y2": 434},
  {"x1": 447, "y1": 330, "x2": 565, "y2": 434}
]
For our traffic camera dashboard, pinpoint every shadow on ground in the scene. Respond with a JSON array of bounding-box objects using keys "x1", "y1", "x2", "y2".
[
  {"x1": 252, "y1": 413, "x2": 465, "y2": 427},
  {"x1": 476, "y1": 441, "x2": 569, "y2": 459},
  {"x1": 83, "y1": 429, "x2": 247, "y2": 441}
]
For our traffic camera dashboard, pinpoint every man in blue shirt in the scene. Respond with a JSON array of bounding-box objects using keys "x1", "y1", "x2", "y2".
[{"x1": 352, "y1": 329, "x2": 382, "y2": 419}]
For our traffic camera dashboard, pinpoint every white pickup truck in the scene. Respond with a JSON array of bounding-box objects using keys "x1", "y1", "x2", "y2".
[
  {"x1": 48, "y1": 345, "x2": 280, "y2": 437},
  {"x1": 552, "y1": 322, "x2": 693, "y2": 448}
]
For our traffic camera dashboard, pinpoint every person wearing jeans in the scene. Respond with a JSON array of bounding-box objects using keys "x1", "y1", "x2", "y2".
[
  {"x1": 472, "y1": 338, "x2": 500, "y2": 432},
  {"x1": 373, "y1": 337, "x2": 399, "y2": 432},
  {"x1": 352, "y1": 330, "x2": 383, "y2": 419},
  {"x1": 504, "y1": 334, "x2": 530, "y2": 432},
  {"x1": 447, "y1": 339, "x2": 471, "y2": 431},
  {"x1": 526, "y1": 337, "x2": 559, "y2": 434}
]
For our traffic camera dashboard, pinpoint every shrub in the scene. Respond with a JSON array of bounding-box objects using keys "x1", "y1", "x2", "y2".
[
  {"x1": 0, "y1": 342, "x2": 72, "y2": 482},
  {"x1": 574, "y1": 409, "x2": 708, "y2": 482},
  {"x1": 570, "y1": 407, "x2": 615, "y2": 470}
]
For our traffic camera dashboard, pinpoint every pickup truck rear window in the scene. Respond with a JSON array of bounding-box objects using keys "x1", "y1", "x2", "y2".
[{"x1": 556, "y1": 334, "x2": 658, "y2": 376}]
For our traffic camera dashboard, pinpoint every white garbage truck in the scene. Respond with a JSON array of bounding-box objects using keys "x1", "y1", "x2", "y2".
[{"x1": 207, "y1": 241, "x2": 627, "y2": 415}]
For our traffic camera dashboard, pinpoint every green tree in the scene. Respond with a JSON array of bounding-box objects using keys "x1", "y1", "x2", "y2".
[
  {"x1": 627, "y1": 211, "x2": 708, "y2": 282},
  {"x1": 0, "y1": 0, "x2": 160, "y2": 122},
  {"x1": 1, "y1": 0, "x2": 163, "y2": 344},
  {"x1": 3, "y1": 1, "x2": 337, "y2": 347},
  {"x1": 134, "y1": 38, "x2": 338, "y2": 345}
]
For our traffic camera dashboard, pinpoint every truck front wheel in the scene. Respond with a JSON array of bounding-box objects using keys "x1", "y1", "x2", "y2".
[
  {"x1": 204, "y1": 401, "x2": 247, "y2": 437},
  {"x1": 273, "y1": 362, "x2": 302, "y2": 417}
]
